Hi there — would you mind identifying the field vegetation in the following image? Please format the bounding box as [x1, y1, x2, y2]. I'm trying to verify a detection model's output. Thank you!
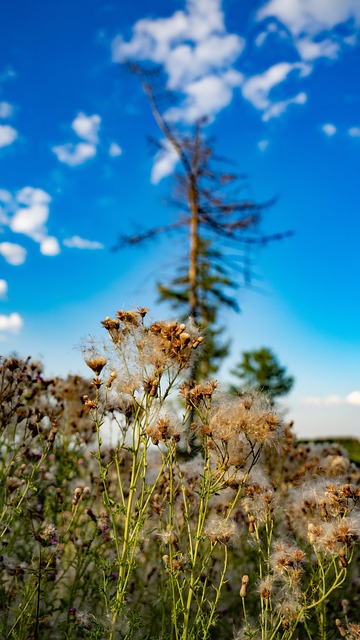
[0, 309, 359, 639]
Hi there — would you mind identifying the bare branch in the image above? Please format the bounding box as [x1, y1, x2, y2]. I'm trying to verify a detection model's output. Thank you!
[112, 219, 187, 251]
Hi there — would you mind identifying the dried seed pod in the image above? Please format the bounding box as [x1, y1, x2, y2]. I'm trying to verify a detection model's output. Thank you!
[240, 575, 249, 598]
[85, 356, 107, 376]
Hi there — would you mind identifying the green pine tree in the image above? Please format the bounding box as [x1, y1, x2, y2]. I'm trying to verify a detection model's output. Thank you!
[230, 347, 294, 404]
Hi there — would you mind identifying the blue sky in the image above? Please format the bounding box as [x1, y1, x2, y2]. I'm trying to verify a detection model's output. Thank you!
[1, 0, 360, 439]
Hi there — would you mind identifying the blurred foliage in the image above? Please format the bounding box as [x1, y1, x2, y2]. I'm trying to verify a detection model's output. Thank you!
[301, 437, 360, 465]
[230, 346, 294, 404]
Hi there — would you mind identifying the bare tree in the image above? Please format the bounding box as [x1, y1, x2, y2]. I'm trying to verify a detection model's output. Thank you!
[114, 68, 291, 379]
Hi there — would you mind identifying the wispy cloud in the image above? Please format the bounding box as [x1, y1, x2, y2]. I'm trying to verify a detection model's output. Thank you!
[53, 112, 101, 166]
[303, 391, 360, 406]
[63, 236, 104, 250]
[257, 0, 360, 62]
[0, 189, 12, 204]
[242, 62, 310, 121]
[258, 139, 269, 151]
[151, 139, 179, 184]
[53, 142, 97, 167]
[348, 127, 360, 137]
[251, 1, 360, 124]
[0, 102, 13, 118]
[263, 92, 307, 121]
[255, 21, 288, 48]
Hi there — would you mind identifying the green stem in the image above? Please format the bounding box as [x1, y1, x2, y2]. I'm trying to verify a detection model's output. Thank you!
[181, 446, 211, 640]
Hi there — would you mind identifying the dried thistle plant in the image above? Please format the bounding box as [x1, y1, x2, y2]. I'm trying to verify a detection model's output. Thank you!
[0, 314, 359, 640]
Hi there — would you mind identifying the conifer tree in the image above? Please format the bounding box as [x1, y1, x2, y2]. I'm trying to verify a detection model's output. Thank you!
[230, 347, 294, 404]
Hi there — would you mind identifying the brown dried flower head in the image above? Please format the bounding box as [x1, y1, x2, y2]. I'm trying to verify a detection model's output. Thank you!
[117, 310, 141, 326]
[85, 355, 107, 376]
[101, 316, 120, 342]
[150, 320, 203, 365]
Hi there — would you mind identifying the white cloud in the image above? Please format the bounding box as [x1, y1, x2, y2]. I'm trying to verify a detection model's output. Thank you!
[71, 113, 101, 144]
[243, 63, 292, 110]
[11, 187, 51, 242]
[63, 235, 104, 249]
[166, 69, 243, 123]
[255, 31, 268, 48]
[257, 0, 360, 62]
[262, 92, 307, 121]
[53, 112, 101, 167]
[112, 0, 244, 124]
[348, 127, 360, 137]
[165, 34, 244, 90]
[258, 0, 360, 37]
[258, 139, 269, 151]
[255, 22, 288, 48]
[322, 123, 337, 136]
[40, 236, 60, 256]
[0, 182, 102, 259]
[296, 37, 340, 61]
[0, 279, 8, 298]
[109, 142, 122, 157]
[2, 187, 60, 257]
[0, 189, 12, 204]
[52, 142, 97, 166]
[0, 124, 17, 148]
[346, 390, 360, 405]
[151, 140, 179, 184]
[244, 62, 310, 108]
[242, 62, 309, 120]
[0, 312, 23, 333]
[0, 242, 26, 265]
[112, 0, 227, 66]
[0, 102, 13, 118]
[16, 186, 51, 207]
[302, 390, 360, 406]
[113, 12, 188, 63]
[251, 1, 360, 120]
[183, 0, 225, 41]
